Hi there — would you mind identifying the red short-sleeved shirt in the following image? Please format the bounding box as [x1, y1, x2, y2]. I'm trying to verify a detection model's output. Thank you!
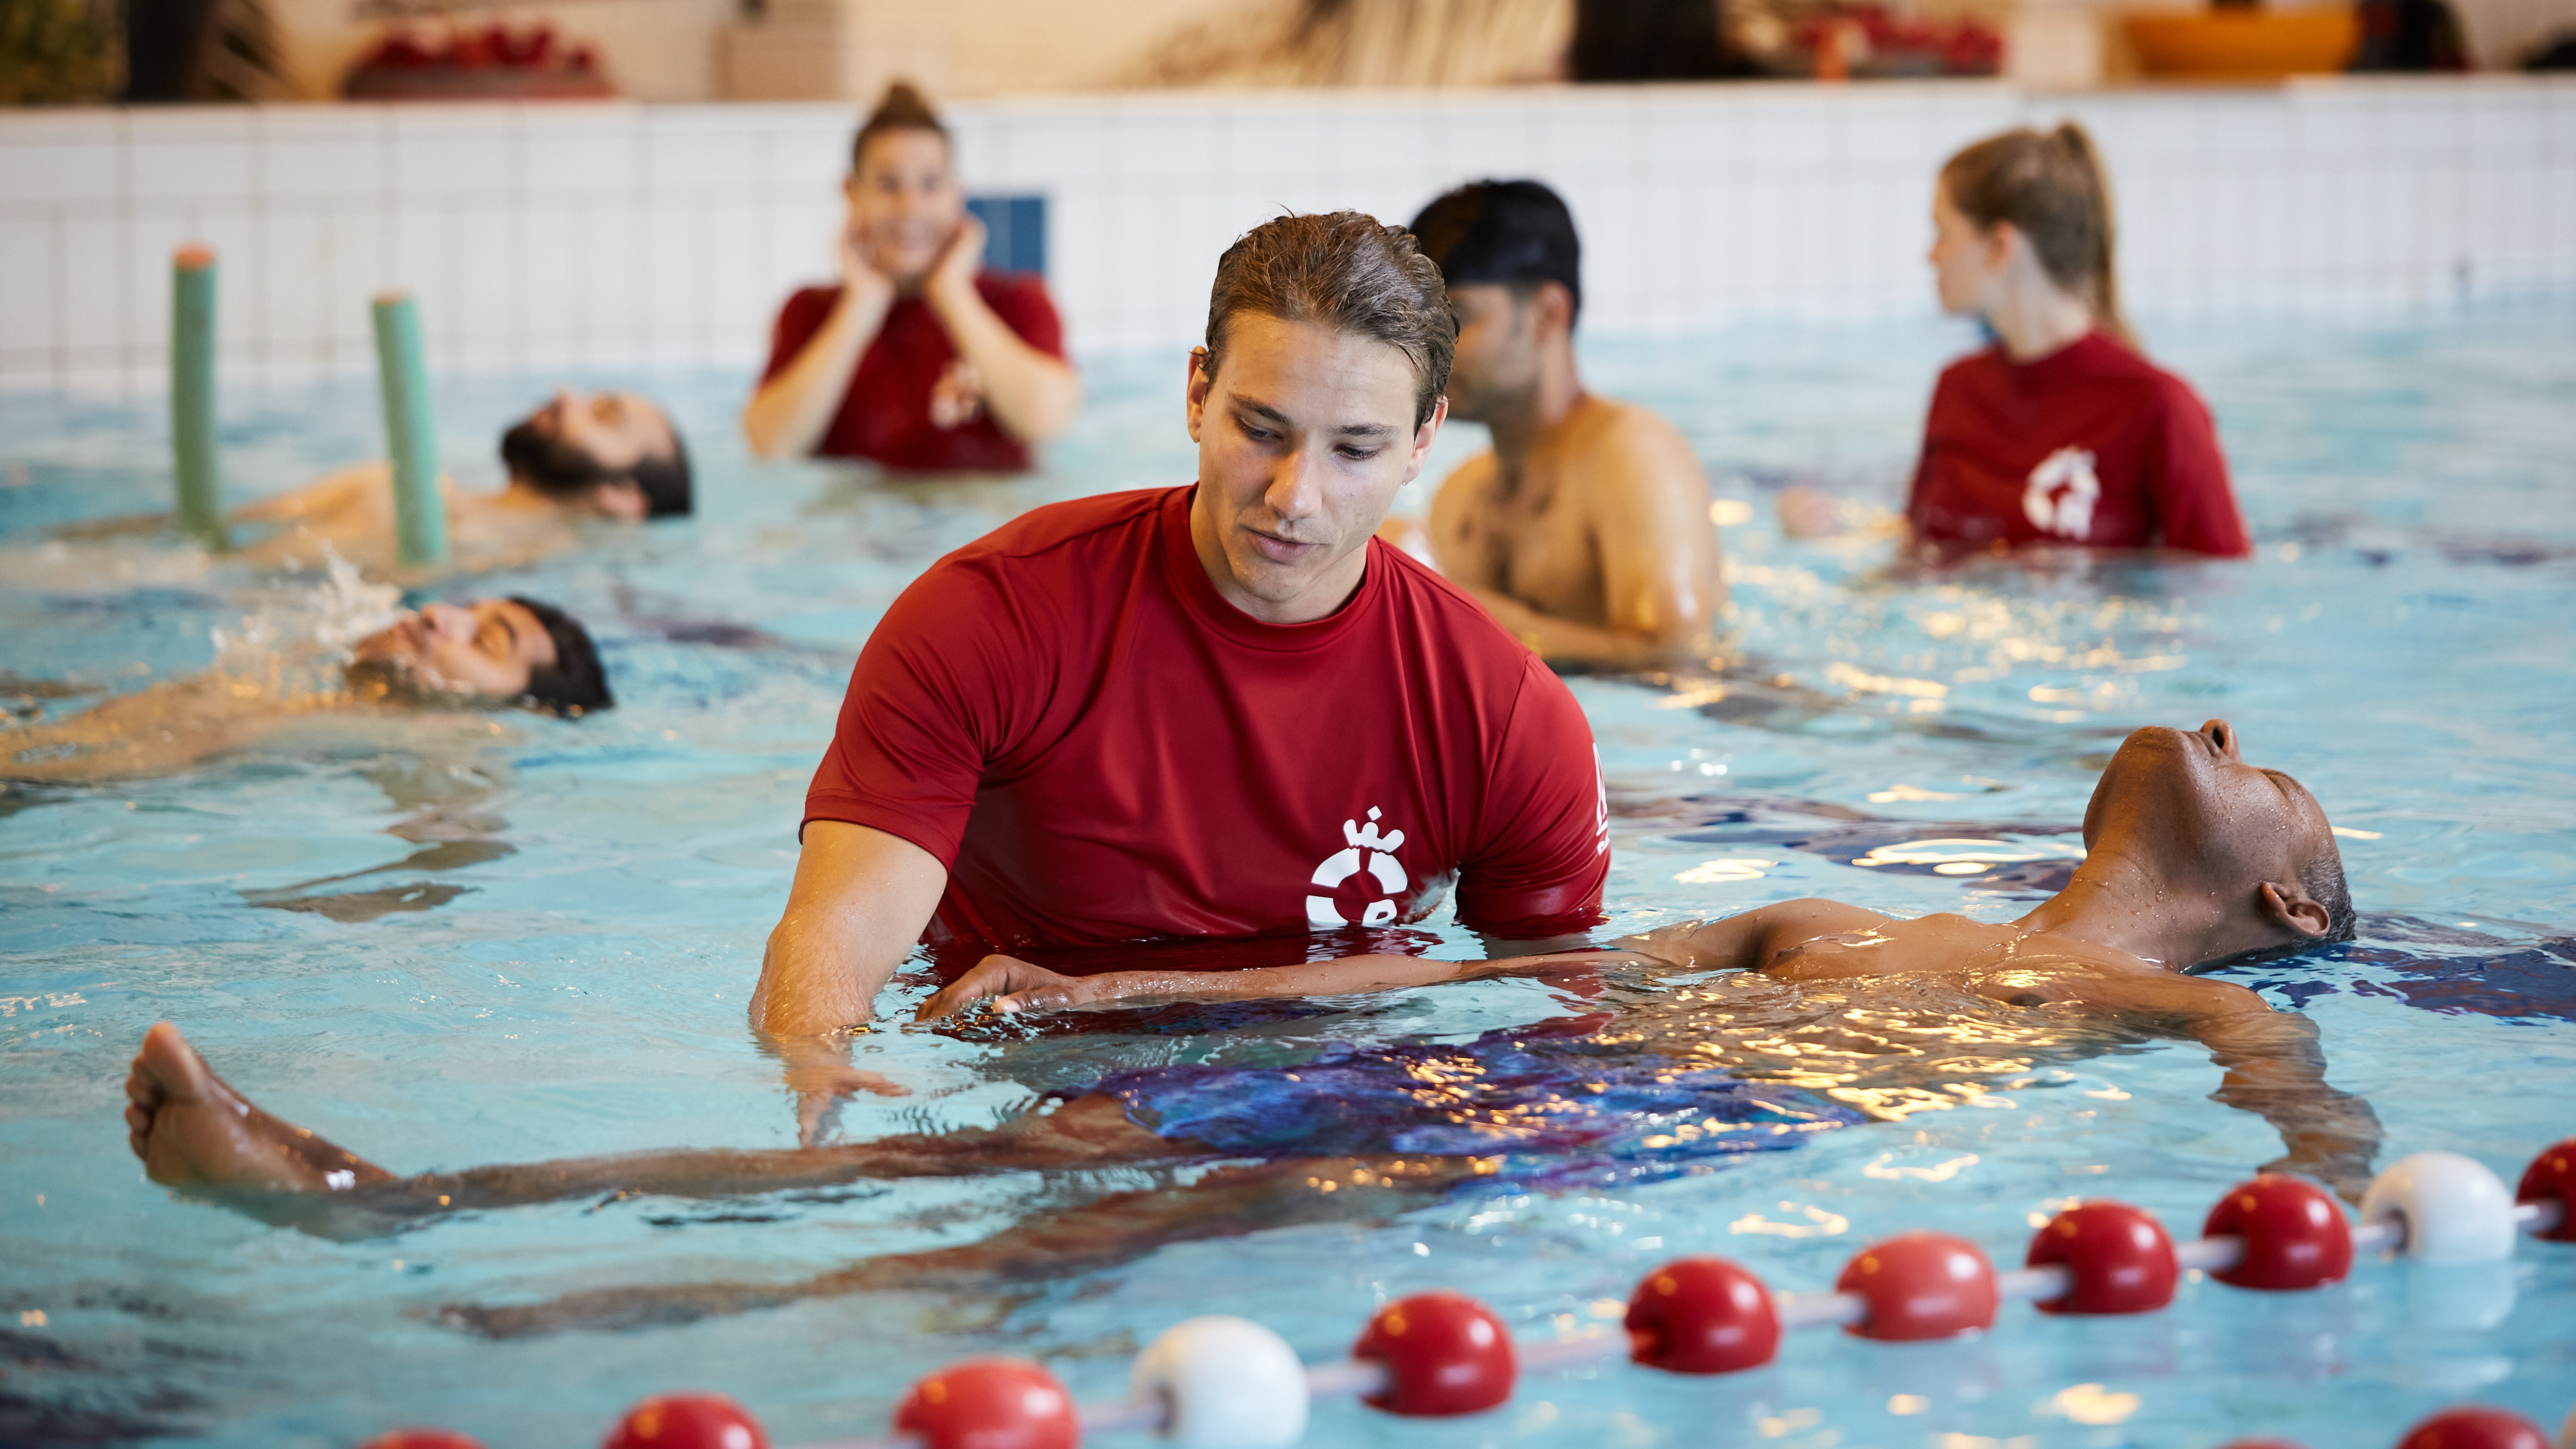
[804, 486, 1612, 951]
[760, 271, 1065, 473]
[1906, 332, 2251, 557]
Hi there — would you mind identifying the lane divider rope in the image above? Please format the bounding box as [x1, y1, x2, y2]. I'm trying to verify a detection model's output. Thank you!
[359, 1139, 2576, 1449]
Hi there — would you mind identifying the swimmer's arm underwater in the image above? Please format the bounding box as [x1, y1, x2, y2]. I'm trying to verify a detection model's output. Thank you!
[2053, 964, 2382, 1199]
[913, 899, 1877, 1019]
[2186, 1003, 2382, 1201]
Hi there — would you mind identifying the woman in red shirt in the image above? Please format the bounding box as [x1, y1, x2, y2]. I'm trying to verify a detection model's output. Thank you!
[742, 83, 1081, 473]
[1902, 124, 2250, 557]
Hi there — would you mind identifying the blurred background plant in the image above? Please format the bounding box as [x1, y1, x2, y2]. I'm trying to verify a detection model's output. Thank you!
[0, 0, 122, 104]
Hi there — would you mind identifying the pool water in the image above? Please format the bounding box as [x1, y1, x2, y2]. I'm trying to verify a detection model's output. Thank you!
[2, 306, 2572, 1447]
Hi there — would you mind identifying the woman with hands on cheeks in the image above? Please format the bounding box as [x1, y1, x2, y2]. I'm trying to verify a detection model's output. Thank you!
[742, 81, 1080, 472]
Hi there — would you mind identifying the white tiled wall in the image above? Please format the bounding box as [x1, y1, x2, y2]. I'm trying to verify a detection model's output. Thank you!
[5, 77, 2572, 393]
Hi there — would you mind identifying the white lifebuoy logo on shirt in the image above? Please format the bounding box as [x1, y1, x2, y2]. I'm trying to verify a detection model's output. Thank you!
[1307, 807, 1410, 928]
[2023, 446, 2101, 540]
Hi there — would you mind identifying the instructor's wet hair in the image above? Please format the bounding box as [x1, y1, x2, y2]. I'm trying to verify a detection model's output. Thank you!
[852, 80, 947, 172]
[1202, 211, 1455, 428]
[1941, 122, 2131, 346]
[1407, 180, 1584, 324]
[508, 596, 613, 717]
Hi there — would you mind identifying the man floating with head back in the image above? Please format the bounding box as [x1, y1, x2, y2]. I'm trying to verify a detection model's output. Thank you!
[57, 390, 691, 578]
[1390, 180, 1726, 667]
[117, 715, 2377, 1339]
[3, 594, 610, 784]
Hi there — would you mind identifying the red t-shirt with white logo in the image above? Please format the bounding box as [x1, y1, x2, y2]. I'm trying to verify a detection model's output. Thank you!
[760, 271, 1064, 473]
[1906, 331, 2250, 557]
[804, 486, 1611, 951]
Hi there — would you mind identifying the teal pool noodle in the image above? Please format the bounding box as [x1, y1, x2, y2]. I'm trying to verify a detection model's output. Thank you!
[170, 247, 229, 550]
[370, 291, 448, 568]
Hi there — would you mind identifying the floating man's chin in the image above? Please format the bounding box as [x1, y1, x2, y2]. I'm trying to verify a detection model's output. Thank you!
[342, 656, 480, 709]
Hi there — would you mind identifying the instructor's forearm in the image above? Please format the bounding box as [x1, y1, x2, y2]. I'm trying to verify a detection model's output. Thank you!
[743, 292, 886, 459]
[752, 912, 899, 1034]
[927, 283, 1079, 443]
[747, 821, 949, 1035]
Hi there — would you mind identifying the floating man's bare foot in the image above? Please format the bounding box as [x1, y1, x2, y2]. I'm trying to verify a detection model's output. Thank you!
[123, 1022, 394, 1193]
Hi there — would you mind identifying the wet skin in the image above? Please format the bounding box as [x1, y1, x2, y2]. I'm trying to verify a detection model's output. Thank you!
[208, 391, 677, 574]
[120, 720, 2373, 1334]
[1415, 281, 1723, 666]
[3, 598, 558, 784]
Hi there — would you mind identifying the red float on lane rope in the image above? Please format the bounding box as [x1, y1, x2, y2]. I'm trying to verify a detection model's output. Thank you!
[2396, 1407, 2551, 1449]
[2201, 1175, 2353, 1290]
[2515, 1137, 2576, 1242]
[601, 1393, 768, 1449]
[1835, 1231, 1998, 1340]
[1352, 1290, 1516, 1416]
[2026, 1200, 2179, 1315]
[1626, 1256, 1781, 1373]
[893, 1357, 1079, 1449]
[360, 1433, 486, 1449]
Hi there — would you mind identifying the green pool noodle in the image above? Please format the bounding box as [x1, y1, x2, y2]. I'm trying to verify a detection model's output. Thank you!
[170, 247, 229, 550]
[371, 291, 449, 568]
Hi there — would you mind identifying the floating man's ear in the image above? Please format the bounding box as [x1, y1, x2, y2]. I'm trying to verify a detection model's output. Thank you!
[2256, 880, 2332, 941]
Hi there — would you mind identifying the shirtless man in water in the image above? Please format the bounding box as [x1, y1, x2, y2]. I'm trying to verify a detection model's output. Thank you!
[116, 718, 2375, 1334]
[64, 390, 689, 578]
[1392, 181, 1724, 667]
[3, 595, 609, 784]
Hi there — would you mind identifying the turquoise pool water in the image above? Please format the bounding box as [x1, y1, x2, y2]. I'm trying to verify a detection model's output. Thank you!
[2, 307, 2572, 1446]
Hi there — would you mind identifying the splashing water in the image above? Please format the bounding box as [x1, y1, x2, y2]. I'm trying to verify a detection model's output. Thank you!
[206, 544, 402, 704]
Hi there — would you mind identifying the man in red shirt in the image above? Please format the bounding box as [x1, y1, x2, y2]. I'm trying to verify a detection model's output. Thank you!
[750, 209, 1609, 1129]
[742, 82, 1079, 473]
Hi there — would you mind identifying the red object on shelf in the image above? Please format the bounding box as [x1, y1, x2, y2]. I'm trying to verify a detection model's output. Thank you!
[2025, 1201, 2179, 1315]
[892, 1358, 1078, 1449]
[344, 21, 615, 100]
[2396, 1407, 2551, 1449]
[2201, 1176, 2353, 1290]
[1626, 1256, 1781, 1374]
[360, 1433, 486, 1449]
[600, 1394, 767, 1449]
[1835, 1231, 1999, 1341]
[1352, 1291, 1516, 1416]
[2514, 1136, 2576, 1241]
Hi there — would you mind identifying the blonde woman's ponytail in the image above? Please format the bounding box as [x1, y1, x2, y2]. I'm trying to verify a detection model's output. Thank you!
[2050, 122, 2128, 346]
[1940, 120, 2132, 348]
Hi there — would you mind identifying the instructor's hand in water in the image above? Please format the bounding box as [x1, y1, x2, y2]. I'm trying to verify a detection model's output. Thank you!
[917, 955, 1106, 1019]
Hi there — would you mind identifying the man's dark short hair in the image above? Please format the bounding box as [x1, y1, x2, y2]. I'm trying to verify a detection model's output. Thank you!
[509, 596, 612, 717]
[629, 426, 692, 517]
[1202, 211, 1455, 429]
[500, 411, 692, 518]
[2303, 842, 2358, 945]
[1408, 180, 1584, 324]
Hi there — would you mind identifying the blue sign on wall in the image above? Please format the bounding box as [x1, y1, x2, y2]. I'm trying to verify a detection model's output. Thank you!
[965, 195, 1048, 277]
